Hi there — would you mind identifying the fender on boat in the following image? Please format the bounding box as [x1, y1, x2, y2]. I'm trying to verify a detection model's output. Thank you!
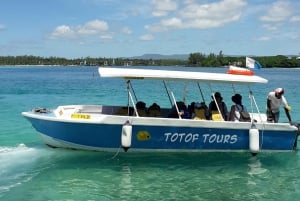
[121, 120, 132, 152]
[249, 124, 260, 155]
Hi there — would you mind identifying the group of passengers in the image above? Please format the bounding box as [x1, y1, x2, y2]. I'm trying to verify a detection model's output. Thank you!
[168, 92, 249, 121]
[169, 87, 292, 123]
[128, 87, 292, 123]
[135, 101, 161, 117]
[134, 92, 249, 121]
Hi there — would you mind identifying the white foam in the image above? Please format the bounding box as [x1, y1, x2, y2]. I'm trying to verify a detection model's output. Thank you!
[247, 158, 268, 176]
[0, 144, 48, 196]
[0, 144, 36, 169]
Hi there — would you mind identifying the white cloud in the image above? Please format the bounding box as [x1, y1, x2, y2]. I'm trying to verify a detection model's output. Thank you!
[161, 17, 182, 27]
[121, 27, 132, 34]
[151, 0, 177, 17]
[139, 34, 154, 41]
[290, 16, 300, 22]
[50, 25, 76, 39]
[262, 24, 279, 31]
[100, 34, 113, 39]
[146, 0, 247, 32]
[257, 36, 271, 41]
[260, 1, 292, 22]
[50, 19, 109, 39]
[77, 20, 108, 35]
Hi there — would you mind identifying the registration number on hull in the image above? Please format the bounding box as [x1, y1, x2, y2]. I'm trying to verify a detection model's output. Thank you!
[71, 113, 91, 119]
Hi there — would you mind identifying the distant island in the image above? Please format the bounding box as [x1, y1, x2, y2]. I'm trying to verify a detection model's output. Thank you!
[0, 52, 300, 67]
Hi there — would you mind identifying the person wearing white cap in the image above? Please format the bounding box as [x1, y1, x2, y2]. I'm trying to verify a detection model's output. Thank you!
[266, 88, 291, 123]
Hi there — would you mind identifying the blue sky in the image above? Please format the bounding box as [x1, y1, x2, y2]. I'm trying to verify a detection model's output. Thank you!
[0, 0, 299, 58]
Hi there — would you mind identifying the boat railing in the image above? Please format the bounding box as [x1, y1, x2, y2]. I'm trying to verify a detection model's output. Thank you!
[170, 91, 181, 119]
[128, 90, 140, 117]
[211, 92, 224, 121]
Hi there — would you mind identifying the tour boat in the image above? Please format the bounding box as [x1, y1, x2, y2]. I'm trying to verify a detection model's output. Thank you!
[22, 67, 300, 155]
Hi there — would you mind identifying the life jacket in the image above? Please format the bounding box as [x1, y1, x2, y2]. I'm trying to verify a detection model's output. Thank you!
[193, 108, 207, 120]
[211, 110, 224, 121]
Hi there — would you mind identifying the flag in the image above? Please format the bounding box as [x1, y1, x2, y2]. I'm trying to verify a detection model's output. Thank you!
[246, 57, 262, 69]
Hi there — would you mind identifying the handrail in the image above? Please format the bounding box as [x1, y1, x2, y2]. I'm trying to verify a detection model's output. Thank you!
[127, 80, 138, 102]
[128, 91, 138, 117]
[170, 91, 181, 119]
[211, 93, 224, 121]
[248, 90, 263, 122]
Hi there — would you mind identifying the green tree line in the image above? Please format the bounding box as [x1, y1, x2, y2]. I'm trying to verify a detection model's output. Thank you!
[188, 51, 300, 68]
[0, 53, 300, 67]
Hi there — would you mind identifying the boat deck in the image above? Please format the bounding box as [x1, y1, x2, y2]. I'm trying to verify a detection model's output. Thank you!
[51, 104, 267, 123]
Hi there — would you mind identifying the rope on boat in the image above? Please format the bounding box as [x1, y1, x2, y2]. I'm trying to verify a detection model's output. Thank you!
[110, 146, 122, 159]
[197, 82, 206, 103]
[163, 80, 173, 107]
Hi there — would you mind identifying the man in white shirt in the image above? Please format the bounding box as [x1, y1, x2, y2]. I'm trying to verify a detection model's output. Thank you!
[266, 88, 291, 123]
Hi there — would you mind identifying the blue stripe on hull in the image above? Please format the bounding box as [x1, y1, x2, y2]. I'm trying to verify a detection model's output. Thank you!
[27, 117, 297, 151]
[131, 125, 296, 150]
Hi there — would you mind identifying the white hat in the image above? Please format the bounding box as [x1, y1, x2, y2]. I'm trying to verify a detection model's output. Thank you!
[275, 88, 284, 95]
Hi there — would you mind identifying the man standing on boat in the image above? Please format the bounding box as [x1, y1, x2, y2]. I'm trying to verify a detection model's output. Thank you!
[266, 88, 291, 123]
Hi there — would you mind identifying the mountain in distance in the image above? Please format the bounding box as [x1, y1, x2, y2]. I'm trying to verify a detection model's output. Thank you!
[130, 54, 189, 60]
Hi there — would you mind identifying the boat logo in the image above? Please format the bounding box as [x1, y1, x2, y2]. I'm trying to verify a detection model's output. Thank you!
[137, 131, 151, 141]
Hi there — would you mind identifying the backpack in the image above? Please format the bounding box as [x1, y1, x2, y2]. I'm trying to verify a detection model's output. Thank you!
[238, 105, 251, 122]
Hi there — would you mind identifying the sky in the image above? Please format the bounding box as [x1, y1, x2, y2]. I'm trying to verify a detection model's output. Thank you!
[0, 0, 300, 58]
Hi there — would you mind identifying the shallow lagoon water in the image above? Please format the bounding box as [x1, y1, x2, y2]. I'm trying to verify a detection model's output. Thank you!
[1, 66, 300, 201]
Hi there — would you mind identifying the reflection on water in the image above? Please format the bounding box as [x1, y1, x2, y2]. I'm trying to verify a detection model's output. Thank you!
[119, 164, 132, 200]
[247, 157, 268, 176]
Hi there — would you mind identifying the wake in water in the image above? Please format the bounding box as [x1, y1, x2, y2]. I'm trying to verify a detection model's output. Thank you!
[0, 144, 52, 197]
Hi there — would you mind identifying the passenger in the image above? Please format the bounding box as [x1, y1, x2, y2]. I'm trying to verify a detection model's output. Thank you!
[168, 101, 190, 119]
[266, 88, 291, 123]
[115, 106, 133, 116]
[188, 102, 195, 118]
[229, 94, 250, 122]
[136, 101, 147, 116]
[147, 103, 161, 117]
[193, 102, 208, 120]
[208, 92, 228, 121]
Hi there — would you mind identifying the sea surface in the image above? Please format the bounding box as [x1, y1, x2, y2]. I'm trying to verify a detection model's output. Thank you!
[1, 66, 300, 201]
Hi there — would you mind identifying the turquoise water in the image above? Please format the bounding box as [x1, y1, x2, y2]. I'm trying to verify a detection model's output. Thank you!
[1, 66, 300, 201]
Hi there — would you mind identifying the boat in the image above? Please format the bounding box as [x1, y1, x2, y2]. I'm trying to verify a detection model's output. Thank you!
[227, 65, 254, 76]
[227, 57, 262, 75]
[22, 67, 300, 155]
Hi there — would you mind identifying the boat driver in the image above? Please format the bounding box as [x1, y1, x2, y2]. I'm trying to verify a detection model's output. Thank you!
[266, 88, 291, 123]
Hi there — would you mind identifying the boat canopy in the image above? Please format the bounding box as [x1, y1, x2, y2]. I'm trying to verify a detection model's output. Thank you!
[98, 67, 268, 84]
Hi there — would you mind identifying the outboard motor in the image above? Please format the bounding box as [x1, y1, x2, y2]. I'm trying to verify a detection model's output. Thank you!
[290, 122, 300, 149]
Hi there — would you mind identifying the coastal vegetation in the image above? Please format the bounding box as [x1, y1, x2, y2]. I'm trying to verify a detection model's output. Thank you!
[0, 53, 300, 67]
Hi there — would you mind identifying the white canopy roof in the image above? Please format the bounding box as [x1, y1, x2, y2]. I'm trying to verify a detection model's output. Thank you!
[98, 67, 268, 84]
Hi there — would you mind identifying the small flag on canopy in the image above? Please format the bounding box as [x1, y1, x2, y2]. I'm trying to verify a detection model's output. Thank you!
[246, 57, 262, 69]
